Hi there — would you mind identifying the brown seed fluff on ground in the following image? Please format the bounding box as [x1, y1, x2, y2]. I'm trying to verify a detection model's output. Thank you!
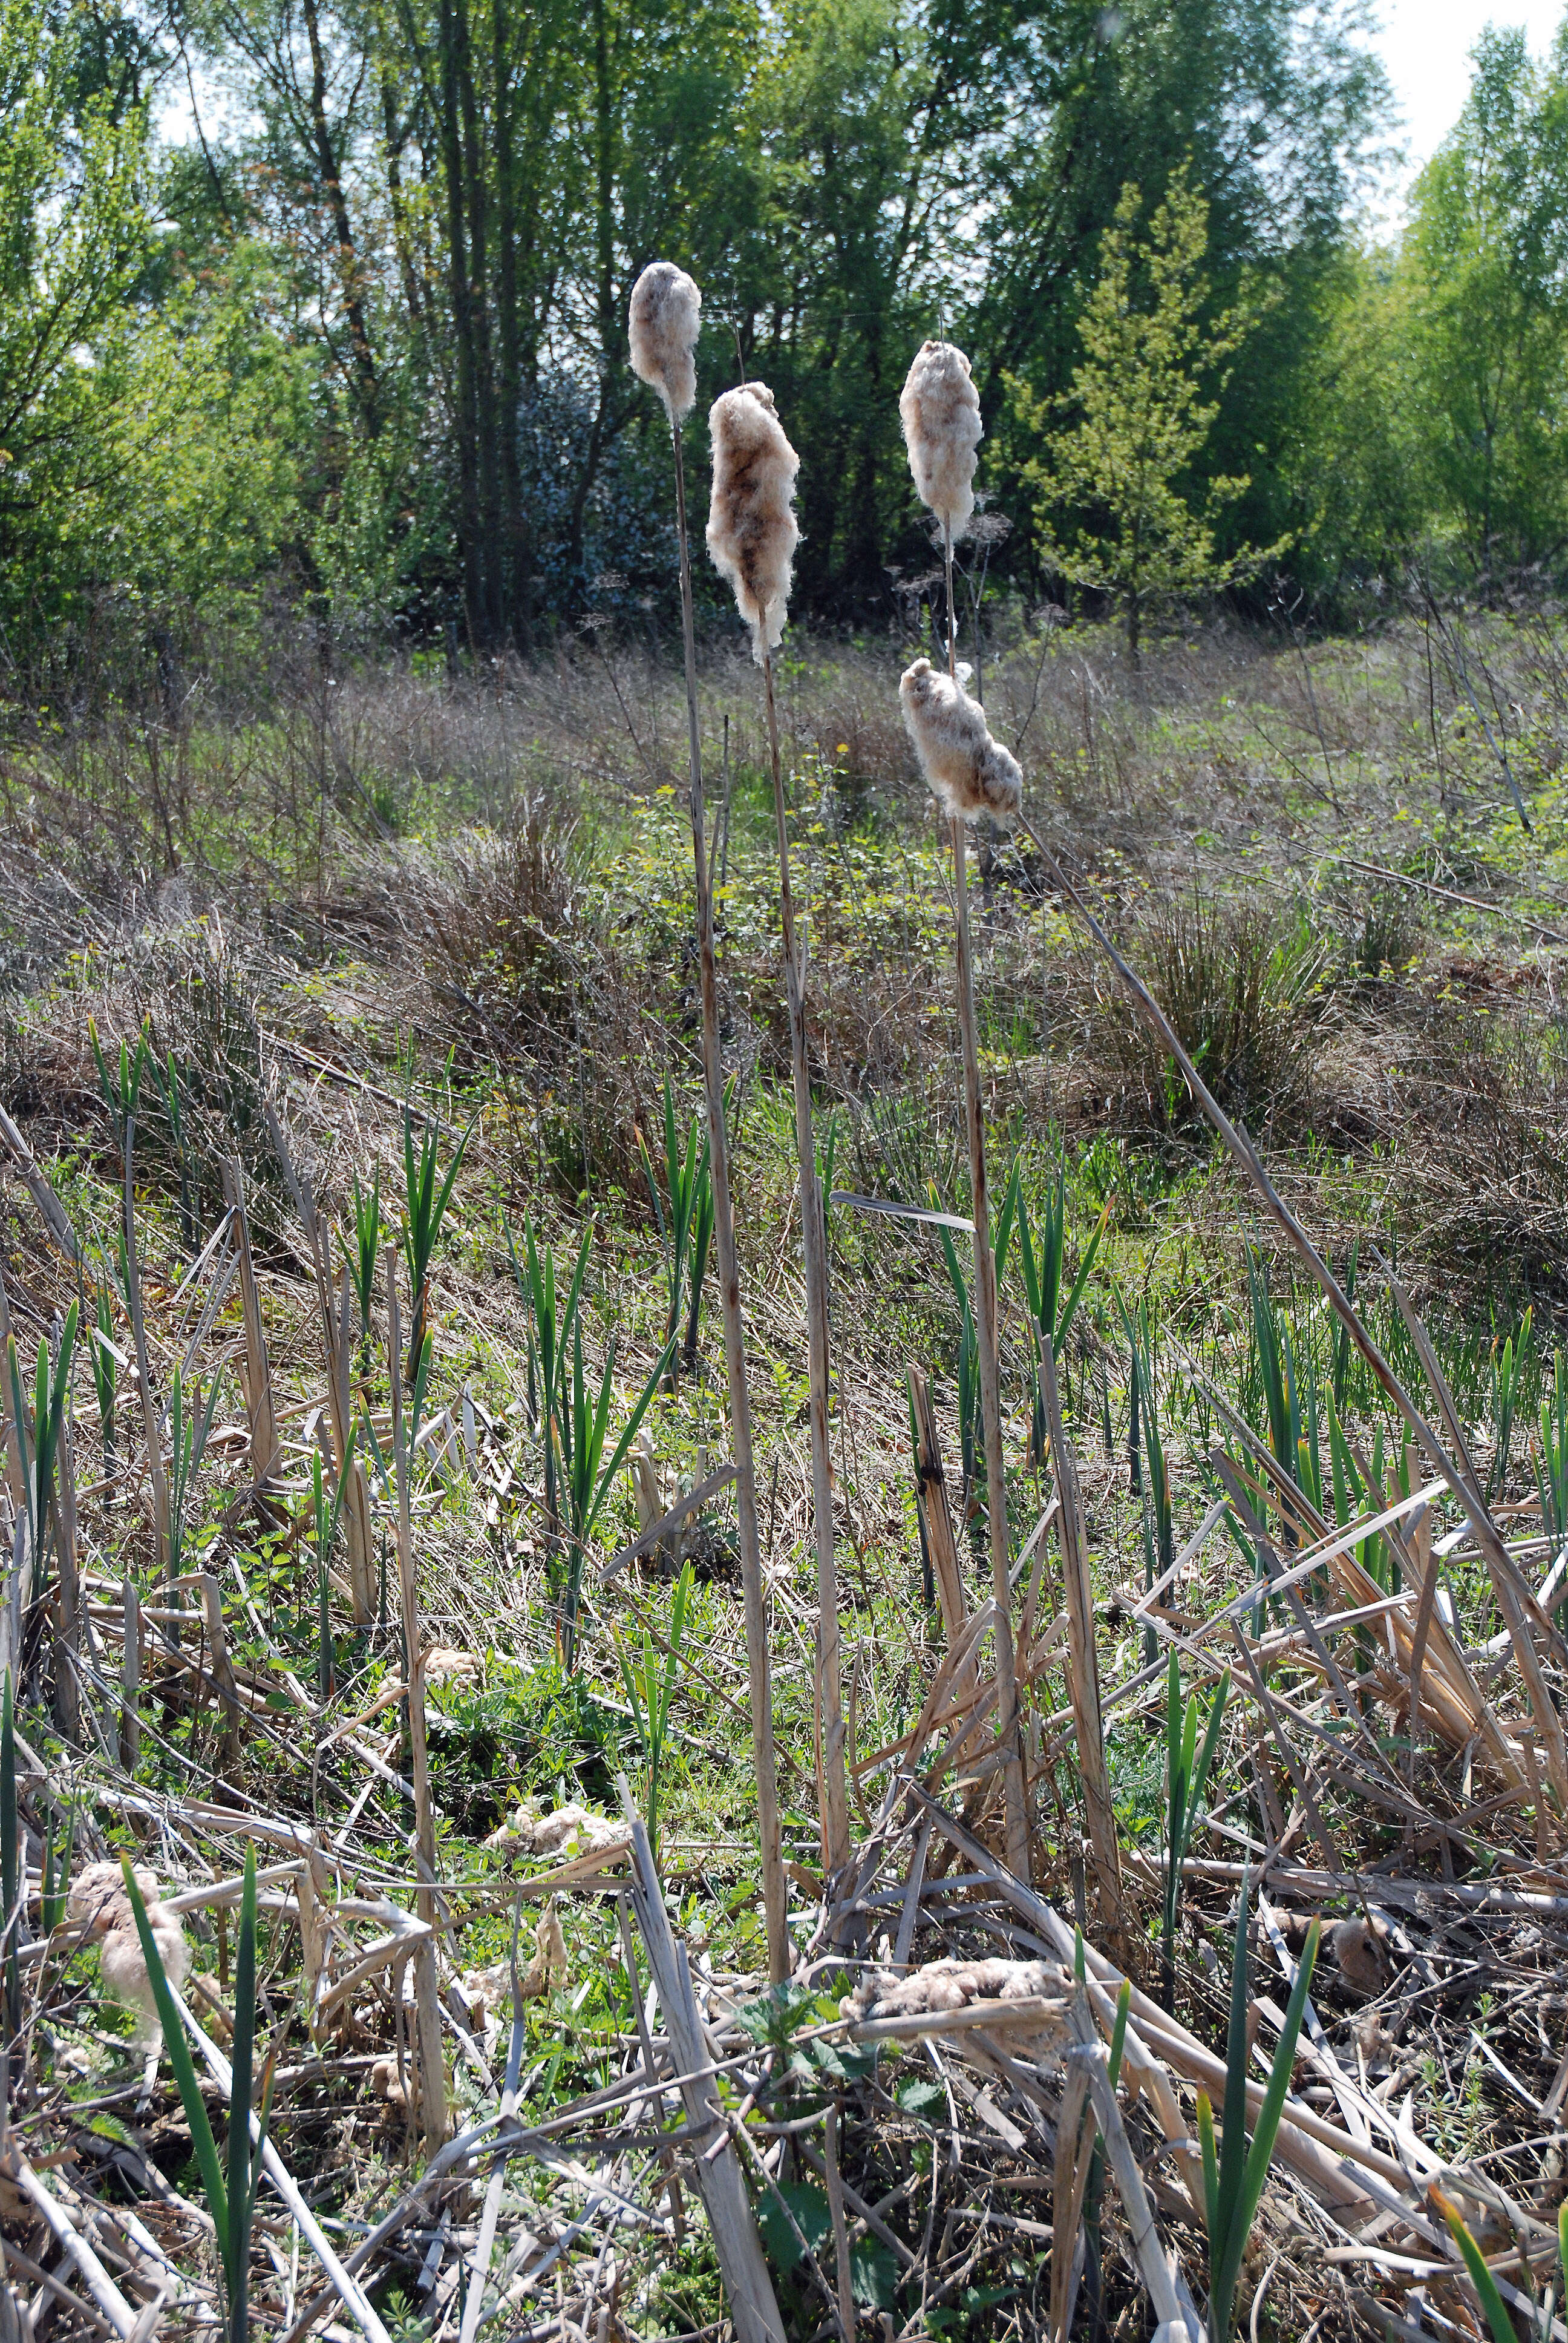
[68, 1859, 190, 2048]
[628, 261, 702, 424]
[899, 340, 984, 534]
[706, 382, 800, 662]
[899, 658, 1022, 825]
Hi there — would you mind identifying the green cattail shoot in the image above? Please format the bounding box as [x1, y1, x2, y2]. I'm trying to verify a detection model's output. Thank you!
[900, 339, 982, 536]
[900, 657, 1022, 825]
[629, 261, 702, 424]
[706, 383, 799, 661]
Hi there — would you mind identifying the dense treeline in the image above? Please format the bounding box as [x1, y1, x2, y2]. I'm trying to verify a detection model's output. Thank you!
[5, 0, 1568, 682]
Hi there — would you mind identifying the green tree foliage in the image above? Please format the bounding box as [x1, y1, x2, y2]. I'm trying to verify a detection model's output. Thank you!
[0, 0, 1403, 669]
[1404, 26, 1568, 580]
[1014, 165, 1282, 663]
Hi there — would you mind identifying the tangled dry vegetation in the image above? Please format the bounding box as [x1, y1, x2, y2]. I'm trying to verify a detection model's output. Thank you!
[7, 606, 1568, 2342]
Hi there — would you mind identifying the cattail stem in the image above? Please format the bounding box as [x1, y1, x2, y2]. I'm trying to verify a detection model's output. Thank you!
[762, 649, 849, 1887]
[669, 414, 789, 1984]
[942, 526, 1028, 1879]
[385, 1248, 447, 2152]
[122, 1118, 174, 1628]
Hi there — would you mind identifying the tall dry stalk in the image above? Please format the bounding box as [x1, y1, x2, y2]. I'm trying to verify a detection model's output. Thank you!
[631, 262, 789, 1981]
[385, 1247, 447, 2152]
[899, 338, 1028, 1880]
[707, 381, 849, 1885]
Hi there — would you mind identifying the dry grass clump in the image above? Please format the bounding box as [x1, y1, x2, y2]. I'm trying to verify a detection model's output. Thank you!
[405, 813, 661, 1202]
[1336, 977, 1568, 1301]
[1096, 888, 1325, 1140]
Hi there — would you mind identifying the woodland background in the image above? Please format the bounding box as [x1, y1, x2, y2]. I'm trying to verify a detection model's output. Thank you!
[6, 0, 1564, 690]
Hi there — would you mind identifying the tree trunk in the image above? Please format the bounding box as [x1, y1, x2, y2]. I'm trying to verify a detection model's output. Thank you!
[491, 0, 530, 650]
[381, 69, 424, 327]
[455, 0, 504, 643]
[301, 0, 378, 430]
[437, 0, 483, 643]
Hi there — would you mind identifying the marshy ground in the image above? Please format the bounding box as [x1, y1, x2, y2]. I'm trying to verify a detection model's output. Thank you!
[5, 604, 1568, 2341]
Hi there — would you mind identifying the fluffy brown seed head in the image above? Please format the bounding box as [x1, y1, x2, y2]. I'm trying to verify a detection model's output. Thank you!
[628, 261, 702, 423]
[68, 1860, 160, 1938]
[900, 340, 983, 534]
[706, 382, 800, 663]
[898, 658, 1022, 826]
[100, 1909, 189, 2047]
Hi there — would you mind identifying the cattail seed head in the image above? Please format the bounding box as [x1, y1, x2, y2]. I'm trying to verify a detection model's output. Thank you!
[900, 658, 1022, 826]
[628, 261, 702, 423]
[68, 1860, 191, 2050]
[900, 341, 983, 534]
[706, 382, 800, 663]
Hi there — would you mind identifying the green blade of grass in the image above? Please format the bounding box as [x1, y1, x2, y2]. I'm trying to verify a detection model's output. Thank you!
[1431, 2189, 1519, 2343]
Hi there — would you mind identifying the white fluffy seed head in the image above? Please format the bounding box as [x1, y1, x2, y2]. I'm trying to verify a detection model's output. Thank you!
[628, 261, 702, 422]
[100, 1912, 189, 2048]
[68, 1860, 160, 1938]
[69, 1861, 190, 2051]
[900, 341, 983, 534]
[899, 658, 1022, 827]
[706, 382, 800, 663]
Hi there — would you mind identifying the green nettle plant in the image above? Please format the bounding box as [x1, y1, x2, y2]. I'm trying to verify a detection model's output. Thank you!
[639, 1075, 714, 1381]
[615, 1557, 696, 1874]
[123, 1847, 275, 2343]
[1196, 1868, 1318, 2343]
[1162, 1651, 1227, 2010]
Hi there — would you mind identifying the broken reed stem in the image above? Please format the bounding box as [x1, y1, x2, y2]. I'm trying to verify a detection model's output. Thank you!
[669, 411, 788, 1984]
[945, 519, 1028, 1883]
[1037, 1330, 1120, 1930]
[384, 1247, 448, 2154]
[762, 647, 849, 1887]
[1011, 804, 1568, 1811]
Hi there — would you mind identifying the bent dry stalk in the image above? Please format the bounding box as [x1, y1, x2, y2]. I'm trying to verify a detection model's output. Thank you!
[385, 1247, 448, 2152]
[1012, 801, 1568, 1810]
